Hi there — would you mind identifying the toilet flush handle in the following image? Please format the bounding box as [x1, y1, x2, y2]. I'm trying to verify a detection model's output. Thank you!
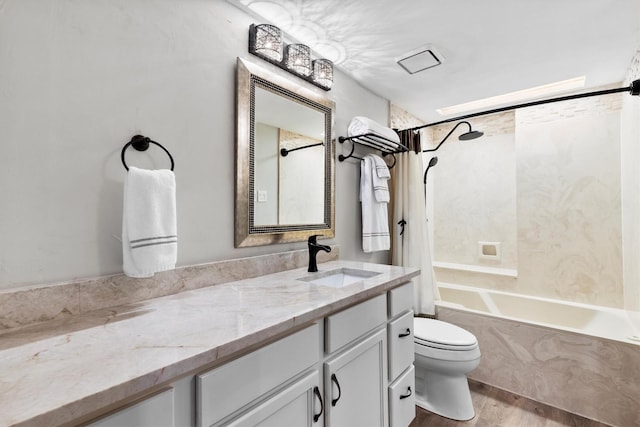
[398, 328, 411, 338]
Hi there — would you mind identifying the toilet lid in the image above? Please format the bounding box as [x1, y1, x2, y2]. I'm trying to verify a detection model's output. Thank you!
[414, 318, 477, 348]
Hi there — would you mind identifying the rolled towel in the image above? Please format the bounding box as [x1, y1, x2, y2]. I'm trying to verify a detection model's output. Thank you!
[122, 166, 177, 278]
[348, 116, 400, 146]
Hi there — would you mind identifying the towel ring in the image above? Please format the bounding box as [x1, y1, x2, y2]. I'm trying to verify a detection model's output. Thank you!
[121, 135, 175, 171]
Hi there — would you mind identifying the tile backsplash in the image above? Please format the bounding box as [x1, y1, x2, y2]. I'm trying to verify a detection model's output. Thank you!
[0, 247, 338, 331]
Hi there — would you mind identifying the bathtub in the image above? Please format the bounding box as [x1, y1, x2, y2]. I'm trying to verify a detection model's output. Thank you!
[435, 282, 640, 427]
[436, 282, 640, 343]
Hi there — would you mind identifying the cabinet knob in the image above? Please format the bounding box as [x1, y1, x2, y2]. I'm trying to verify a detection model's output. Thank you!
[330, 373, 342, 407]
[399, 386, 413, 400]
[398, 328, 411, 338]
[313, 386, 324, 422]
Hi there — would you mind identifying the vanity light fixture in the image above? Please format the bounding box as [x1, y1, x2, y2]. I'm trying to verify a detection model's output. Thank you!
[248, 24, 334, 91]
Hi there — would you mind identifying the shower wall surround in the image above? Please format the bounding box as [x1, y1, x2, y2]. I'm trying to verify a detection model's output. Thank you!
[392, 78, 632, 308]
[621, 47, 640, 314]
[0, 0, 390, 292]
[515, 95, 622, 307]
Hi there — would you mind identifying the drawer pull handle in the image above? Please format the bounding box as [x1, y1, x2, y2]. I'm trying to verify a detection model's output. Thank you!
[331, 373, 342, 407]
[398, 328, 411, 338]
[400, 386, 413, 400]
[313, 386, 324, 422]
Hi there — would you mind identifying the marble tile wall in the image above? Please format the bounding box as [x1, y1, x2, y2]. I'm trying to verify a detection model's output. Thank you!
[515, 108, 623, 307]
[439, 306, 640, 427]
[397, 86, 626, 308]
[622, 47, 640, 317]
[0, 247, 338, 330]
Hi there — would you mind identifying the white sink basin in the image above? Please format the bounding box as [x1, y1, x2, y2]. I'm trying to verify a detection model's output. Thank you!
[300, 268, 381, 288]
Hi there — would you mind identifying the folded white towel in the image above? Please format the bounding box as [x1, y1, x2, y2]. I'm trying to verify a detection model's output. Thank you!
[370, 154, 390, 203]
[360, 156, 390, 252]
[348, 116, 400, 146]
[123, 166, 177, 278]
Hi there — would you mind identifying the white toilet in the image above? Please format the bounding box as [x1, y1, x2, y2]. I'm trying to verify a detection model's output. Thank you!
[413, 318, 481, 421]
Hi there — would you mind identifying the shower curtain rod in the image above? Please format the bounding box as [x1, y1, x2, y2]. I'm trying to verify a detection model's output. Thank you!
[402, 78, 640, 132]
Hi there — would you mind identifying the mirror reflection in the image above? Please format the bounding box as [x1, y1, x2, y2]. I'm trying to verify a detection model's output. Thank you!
[254, 87, 326, 226]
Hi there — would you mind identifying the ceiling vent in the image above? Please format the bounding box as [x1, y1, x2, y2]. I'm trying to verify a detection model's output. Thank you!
[396, 46, 444, 74]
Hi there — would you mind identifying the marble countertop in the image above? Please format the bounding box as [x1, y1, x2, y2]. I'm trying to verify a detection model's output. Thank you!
[0, 260, 419, 427]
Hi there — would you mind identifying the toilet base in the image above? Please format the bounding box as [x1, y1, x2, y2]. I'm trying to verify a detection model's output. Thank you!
[414, 368, 475, 421]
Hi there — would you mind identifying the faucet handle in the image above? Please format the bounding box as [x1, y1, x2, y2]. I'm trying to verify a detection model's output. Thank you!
[308, 235, 320, 244]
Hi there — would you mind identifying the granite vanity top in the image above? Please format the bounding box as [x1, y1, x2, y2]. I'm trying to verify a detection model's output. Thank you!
[0, 260, 419, 426]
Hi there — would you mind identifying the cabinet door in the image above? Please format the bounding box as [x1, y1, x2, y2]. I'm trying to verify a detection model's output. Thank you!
[324, 329, 388, 427]
[227, 371, 324, 427]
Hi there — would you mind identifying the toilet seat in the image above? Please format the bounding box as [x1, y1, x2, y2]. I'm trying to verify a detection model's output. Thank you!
[414, 318, 478, 351]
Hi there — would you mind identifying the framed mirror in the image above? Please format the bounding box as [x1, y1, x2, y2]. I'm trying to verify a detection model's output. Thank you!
[235, 57, 335, 247]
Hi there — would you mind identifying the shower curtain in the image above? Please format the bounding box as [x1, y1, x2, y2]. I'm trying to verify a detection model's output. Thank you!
[390, 130, 440, 315]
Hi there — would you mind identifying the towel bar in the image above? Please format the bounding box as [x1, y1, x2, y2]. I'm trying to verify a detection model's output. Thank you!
[121, 135, 175, 171]
[338, 134, 400, 168]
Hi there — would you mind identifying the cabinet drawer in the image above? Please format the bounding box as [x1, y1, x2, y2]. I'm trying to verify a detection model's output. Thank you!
[388, 310, 414, 381]
[88, 388, 174, 427]
[388, 282, 414, 318]
[389, 365, 415, 427]
[197, 323, 321, 427]
[325, 294, 386, 354]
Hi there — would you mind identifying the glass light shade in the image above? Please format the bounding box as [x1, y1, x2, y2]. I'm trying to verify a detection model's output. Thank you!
[312, 59, 334, 89]
[249, 24, 283, 62]
[284, 44, 312, 77]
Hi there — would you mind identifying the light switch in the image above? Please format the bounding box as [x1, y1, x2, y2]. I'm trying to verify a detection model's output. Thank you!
[257, 190, 268, 202]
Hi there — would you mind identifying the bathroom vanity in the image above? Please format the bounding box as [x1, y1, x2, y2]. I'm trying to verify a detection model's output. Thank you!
[0, 260, 419, 427]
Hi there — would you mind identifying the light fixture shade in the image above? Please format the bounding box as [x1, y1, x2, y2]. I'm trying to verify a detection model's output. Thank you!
[312, 59, 334, 89]
[249, 24, 283, 62]
[284, 44, 312, 77]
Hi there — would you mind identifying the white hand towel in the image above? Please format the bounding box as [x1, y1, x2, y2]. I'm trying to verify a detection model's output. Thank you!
[348, 116, 400, 147]
[370, 154, 390, 203]
[360, 156, 390, 252]
[123, 166, 177, 278]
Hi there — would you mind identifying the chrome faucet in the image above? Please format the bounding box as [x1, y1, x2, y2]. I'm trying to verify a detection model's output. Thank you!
[308, 235, 331, 272]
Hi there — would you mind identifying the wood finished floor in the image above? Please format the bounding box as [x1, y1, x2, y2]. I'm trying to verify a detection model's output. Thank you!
[409, 380, 611, 427]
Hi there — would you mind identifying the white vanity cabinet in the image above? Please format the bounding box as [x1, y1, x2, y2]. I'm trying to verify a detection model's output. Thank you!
[86, 282, 417, 427]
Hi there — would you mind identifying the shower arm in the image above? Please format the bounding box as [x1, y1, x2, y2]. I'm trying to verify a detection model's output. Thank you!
[401, 79, 640, 133]
[422, 121, 472, 153]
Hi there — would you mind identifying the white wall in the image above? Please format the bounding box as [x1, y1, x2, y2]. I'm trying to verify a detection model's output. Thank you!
[0, 0, 390, 290]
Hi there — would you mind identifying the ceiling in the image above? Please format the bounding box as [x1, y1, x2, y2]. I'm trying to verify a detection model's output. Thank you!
[230, 0, 640, 123]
